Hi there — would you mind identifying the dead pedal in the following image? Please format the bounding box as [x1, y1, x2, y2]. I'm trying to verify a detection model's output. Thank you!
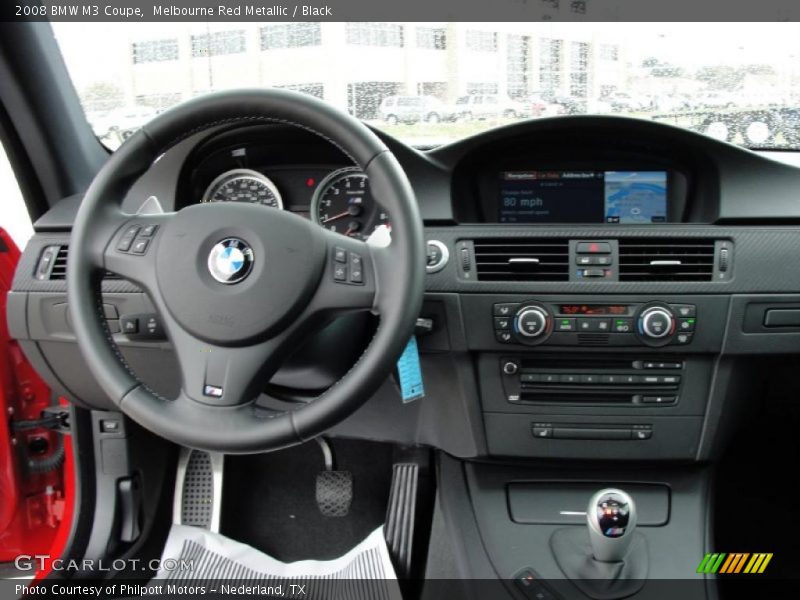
[174, 448, 224, 532]
[384, 463, 419, 578]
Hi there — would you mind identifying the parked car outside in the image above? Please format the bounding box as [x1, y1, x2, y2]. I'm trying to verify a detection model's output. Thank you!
[378, 95, 455, 125]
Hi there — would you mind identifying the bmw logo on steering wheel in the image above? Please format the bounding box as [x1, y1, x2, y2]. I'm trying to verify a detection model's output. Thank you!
[207, 238, 255, 284]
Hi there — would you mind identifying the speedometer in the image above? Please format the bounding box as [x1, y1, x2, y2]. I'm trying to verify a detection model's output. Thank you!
[311, 167, 389, 240]
[202, 169, 283, 208]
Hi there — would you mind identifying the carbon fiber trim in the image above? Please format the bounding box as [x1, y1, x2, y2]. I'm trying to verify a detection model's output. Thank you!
[424, 225, 800, 294]
[12, 234, 141, 293]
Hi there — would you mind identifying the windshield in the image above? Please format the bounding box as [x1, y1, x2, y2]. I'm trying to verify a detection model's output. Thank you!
[53, 22, 800, 150]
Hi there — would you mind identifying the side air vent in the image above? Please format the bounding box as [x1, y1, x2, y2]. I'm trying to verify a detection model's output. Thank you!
[474, 238, 570, 282]
[36, 245, 120, 281]
[618, 238, 716, 282]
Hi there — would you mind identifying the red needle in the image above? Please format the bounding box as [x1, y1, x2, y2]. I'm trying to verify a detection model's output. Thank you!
[322, 210, 351, 224]
[344, 224, 356, 236]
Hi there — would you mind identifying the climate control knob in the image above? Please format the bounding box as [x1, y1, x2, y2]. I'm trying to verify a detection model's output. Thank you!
[515, 306, 550, 338]
[638, 306, 675, 340]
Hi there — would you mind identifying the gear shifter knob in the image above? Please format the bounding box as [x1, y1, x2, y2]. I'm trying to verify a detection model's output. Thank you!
[587, 488, 637, 562]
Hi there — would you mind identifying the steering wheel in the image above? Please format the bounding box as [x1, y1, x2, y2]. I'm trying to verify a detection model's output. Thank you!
[67, 90, 425, 453]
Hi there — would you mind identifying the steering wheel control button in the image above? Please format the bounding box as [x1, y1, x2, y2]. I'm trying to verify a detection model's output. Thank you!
[425, 240, 449, 273]
[207, 238, 254, 285]
[203, 385, 223, 399]
[333, 262, 347, 281]
[349, 253, 364, 283]
[334, 247, 347, 263]
[131, 238, 150, 254]
[117, 225, 141, 252]
[139, 224, 158, 237]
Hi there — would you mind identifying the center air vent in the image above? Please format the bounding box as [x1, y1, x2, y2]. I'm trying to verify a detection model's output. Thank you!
[474, 238, 569, 282]
[618, 239, 716, 282]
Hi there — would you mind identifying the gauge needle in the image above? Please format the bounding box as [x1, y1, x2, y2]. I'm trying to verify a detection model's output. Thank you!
[322, 210, 351, 224]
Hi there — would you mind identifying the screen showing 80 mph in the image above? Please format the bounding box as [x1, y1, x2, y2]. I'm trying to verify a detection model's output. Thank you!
[499, 170, 668, 224]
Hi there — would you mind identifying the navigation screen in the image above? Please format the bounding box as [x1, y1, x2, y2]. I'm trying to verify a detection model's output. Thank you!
[498, 170, 668, 224]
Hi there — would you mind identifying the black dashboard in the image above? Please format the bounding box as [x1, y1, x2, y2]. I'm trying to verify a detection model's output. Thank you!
[10, 115, 800, 465]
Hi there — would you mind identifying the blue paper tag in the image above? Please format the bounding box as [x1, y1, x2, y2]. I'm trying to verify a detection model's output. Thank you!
[396, 336, 425, 403]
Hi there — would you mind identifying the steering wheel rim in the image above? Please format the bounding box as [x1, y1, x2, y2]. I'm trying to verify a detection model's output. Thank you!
[67, 89, 425, 453]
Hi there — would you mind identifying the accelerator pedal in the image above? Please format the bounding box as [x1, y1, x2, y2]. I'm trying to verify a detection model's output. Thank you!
[173, 448, 224, 532]
[315, 438, 353, 517]
[384, 463, 420, 579]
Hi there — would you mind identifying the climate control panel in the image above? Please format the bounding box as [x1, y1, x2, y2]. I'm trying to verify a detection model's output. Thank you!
[493, 300, 697, 347]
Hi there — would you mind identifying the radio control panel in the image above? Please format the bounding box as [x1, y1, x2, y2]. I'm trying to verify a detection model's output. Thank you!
[493, 300, 697, 347]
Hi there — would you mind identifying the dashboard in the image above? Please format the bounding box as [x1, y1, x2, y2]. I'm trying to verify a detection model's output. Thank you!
[12, 115, 800, 466]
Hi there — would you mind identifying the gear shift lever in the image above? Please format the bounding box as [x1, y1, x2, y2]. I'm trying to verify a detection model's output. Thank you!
[586, 488, 637, 562]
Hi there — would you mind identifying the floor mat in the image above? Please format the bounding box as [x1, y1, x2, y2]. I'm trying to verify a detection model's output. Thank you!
[221, 440, 394, 562]
[157, 524, 400, 599]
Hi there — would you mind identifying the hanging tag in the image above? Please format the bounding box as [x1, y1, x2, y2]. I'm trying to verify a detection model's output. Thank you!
[396, 336, 425, 403]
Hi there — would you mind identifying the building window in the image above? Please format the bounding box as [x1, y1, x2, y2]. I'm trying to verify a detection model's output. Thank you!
[416, 27, 446, 50]
[132, 39, 178, 64]
[507, 34, 531, 99]
[599, 44, 619, 61]
[191, 30, 246, 58]
[261, 23, 321, 49]
[275, 83, 324, 100]
[539, 38, 562, 94]
[466, 30, 498, 52]
[346, 23, 404, 48]
[466, 82, 498, 95]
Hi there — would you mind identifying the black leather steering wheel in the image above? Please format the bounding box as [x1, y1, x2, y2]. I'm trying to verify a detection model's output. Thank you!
[67, 90, 425, 453]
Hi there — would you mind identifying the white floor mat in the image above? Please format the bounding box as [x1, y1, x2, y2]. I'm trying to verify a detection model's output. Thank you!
[155, 524, 401, 599]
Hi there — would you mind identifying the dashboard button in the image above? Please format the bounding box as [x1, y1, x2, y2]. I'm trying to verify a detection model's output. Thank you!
[515, 307, 549, 338]
[521, 373, 540, 383]
[577, 256, 592, 265]
[495, 330, 513, 344]
[633, 429, 652, 440]
[120, 316, 138, 335]
[576, 242, 611, 254]
[555, 318, 576, 332]
[494, 317, 511, 330]
[612, 318, 633, 333]
[672, 304, 696, 318]
[581, 268, 607, 278]
[541, 374, 558, 383]
[580, 374, 599, 384]
[493, 303, 519, 317]
[560, 374, 580, 384]
[674, 332, 694, 345]
[659, 375, 681, 385]
[640, 307, 674, 338]
[532, 426, 553, 439]
[578, 318, 610, 332]
[642, 396, 676, 404]
[677, 317, 696, 332]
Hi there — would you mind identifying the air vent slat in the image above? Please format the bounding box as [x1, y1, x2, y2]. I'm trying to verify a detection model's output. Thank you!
[474, 238, 569, 282]
[48, 246, 121, 280]
[618, 238, 716, 282]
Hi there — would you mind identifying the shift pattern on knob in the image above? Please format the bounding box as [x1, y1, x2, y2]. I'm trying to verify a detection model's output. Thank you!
[594, 493, 631, 538]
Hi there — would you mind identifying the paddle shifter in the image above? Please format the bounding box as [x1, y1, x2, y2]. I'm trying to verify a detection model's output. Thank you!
[586, 488, 638, 562]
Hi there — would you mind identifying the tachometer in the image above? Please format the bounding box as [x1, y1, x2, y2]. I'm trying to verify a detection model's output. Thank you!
[311, 167, 389, 240]
[202, 169, 283, 208]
